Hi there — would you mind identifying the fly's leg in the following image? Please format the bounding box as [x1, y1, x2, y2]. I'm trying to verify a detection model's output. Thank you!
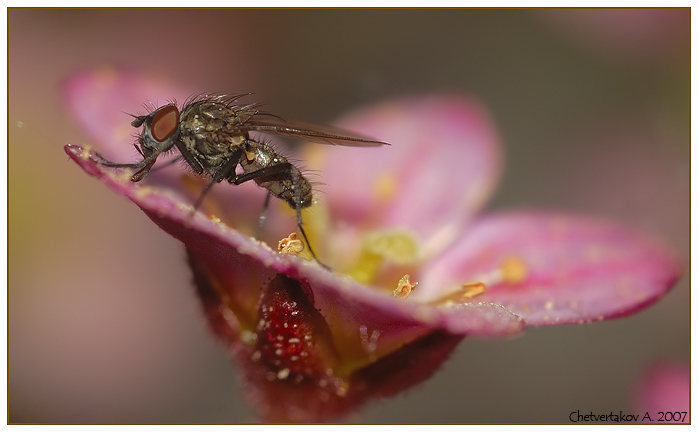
[231, 162, 295, 184]
[91, 149, 147, 169]
[174, 141, 206, 175]
[256, 191, 272, 239]
[149, 156, 182, 172]
[290, 168, 326, 269]
[231, 163, 326, 267]
[90, 149, 160, 182]
[192, 148, 243, 211]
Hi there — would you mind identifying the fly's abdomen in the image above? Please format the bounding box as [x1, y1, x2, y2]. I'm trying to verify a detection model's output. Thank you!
[239, 140, 313, 209]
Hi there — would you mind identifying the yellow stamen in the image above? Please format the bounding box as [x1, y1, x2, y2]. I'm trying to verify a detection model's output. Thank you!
[434, 256, 529, 306]
[432, 282, 486, 306]
[500, 256, 528, 284]
[460, 281, 486, 297]
[374, 172, 398, 203]
[393, 274, 417, 298]
[349, 229, 420, 283]
[365, 230, 420, 264]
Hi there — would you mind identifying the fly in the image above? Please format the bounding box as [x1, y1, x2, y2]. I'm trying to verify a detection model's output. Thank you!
[91, 94, 388, 265]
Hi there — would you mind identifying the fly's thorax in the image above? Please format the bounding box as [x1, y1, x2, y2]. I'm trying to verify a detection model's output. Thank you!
[179, 133, 240, 174]
[178, 102, 247, 173]
[179, 101, 242, 144]
[181, 100, 256, 132]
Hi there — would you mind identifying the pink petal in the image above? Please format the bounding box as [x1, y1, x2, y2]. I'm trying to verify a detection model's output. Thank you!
[418, 211, 682, 326]
[65, 144, 525, 341]
[316, 95, 502, 247]
[634, 361, 689, 422]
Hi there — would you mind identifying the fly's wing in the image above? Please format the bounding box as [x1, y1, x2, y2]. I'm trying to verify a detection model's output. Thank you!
[243, 117, 388, 147]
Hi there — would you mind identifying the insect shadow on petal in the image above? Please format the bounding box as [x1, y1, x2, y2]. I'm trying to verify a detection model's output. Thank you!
[91, 94, 388, 266]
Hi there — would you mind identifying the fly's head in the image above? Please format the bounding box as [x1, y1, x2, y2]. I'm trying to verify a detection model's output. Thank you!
[131, 104, 181, 158]
[124, 104, 181, 182]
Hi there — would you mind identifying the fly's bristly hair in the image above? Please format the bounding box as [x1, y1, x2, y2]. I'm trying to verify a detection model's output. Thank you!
[134, 98, 179, 119]
[183, 92, 259, 114]
[185, 93, 291, 127]
[183, 92, 253, 106]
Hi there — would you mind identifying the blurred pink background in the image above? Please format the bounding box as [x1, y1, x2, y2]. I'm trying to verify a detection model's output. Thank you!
[9, 9, 689, 422]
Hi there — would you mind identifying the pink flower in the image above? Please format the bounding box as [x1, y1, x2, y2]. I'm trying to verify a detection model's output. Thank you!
[64, 69, 681, 422]
[540, 9, 689, 64]
[634, 362, 689, 423]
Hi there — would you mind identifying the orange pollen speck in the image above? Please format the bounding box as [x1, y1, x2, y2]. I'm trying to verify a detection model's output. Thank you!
[278, 233, 305, 255]
[393, 274, 417, 298]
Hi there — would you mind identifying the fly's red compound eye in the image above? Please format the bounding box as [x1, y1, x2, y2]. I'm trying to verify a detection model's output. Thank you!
[150, 105, 179, 142]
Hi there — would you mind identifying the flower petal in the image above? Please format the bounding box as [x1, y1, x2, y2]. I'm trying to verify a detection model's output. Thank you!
[314, 95, 502, 250]
[65, 143, 525, 345]
[634, 361, 689, 421]
[417, 211, 682, 326]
